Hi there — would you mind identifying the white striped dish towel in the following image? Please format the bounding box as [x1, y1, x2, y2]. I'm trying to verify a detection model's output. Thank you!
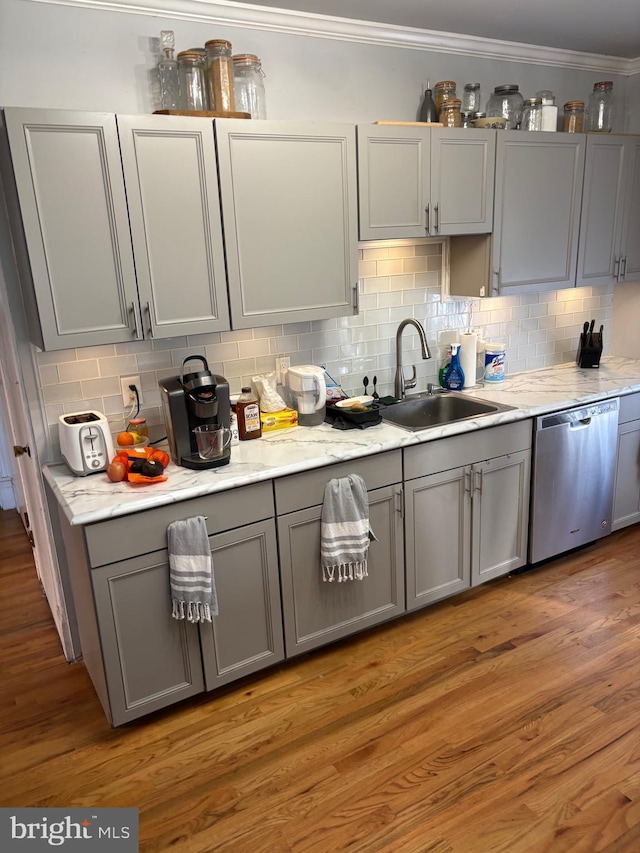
[320, 474, 377, 582]
[168, 515, 218, 622]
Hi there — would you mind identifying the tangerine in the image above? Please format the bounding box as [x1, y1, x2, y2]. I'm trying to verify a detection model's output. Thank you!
[117, 431, 135, 446]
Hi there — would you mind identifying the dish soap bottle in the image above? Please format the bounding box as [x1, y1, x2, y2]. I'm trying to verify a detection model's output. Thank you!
[444, 343, 465, 391]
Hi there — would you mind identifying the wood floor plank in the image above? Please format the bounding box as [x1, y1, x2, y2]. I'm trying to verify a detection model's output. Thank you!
[4, 507, 640, 851]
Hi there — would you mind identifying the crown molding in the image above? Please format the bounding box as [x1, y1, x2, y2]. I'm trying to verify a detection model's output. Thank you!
[25, 0, 639, 76]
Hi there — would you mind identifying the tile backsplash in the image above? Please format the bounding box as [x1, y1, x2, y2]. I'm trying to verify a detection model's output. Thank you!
[38, 239, 613, 461]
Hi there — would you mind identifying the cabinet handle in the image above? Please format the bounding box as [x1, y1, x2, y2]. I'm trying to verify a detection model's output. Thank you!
[130, 302, 141, 339]
[464, 470, 472, 493]
[353, 280, 360, 313]
[620, 256, 627, 281]
[425, 204, 430, 233]
[395, 488, 404, 518]
[475, 468, 483, 495]
[434, 203, 439, 233]
[614, 257, 621, 280]
[492, 269, 501, 295]
[145, 302, 154, 338]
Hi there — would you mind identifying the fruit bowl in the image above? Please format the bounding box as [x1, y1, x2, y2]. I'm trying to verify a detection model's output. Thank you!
[116, 431, 150, 450]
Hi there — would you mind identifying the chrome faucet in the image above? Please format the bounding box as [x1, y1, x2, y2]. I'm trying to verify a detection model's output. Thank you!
[394, 318, 431, 399]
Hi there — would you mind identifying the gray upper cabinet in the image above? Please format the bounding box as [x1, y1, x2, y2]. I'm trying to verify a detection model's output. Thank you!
[492, 131, 586, 294]
[216, 119, 358, 329]
[117, 115, 230, 337]
[3, 108, 140, 350]
[577, 135, 640, 287]
[357, 125, 495, 240]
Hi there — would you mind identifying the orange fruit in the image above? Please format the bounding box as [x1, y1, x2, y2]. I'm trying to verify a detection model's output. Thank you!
[117, 431, 134, 446]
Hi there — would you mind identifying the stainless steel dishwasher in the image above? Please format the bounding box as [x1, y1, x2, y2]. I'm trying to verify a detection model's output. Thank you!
[529, 398, 619, 564]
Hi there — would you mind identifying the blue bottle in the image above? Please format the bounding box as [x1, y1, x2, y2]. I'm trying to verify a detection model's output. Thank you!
[444, 343, 465, 391]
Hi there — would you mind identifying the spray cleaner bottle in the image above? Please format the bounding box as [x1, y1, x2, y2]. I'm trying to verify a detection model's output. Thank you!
[443, 343, 465, 391]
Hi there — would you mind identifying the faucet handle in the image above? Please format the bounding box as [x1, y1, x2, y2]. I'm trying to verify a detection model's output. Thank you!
[404, 365, 417, 391]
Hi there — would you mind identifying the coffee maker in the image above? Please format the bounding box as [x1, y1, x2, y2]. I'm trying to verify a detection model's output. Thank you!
[159, 355, 231, 469]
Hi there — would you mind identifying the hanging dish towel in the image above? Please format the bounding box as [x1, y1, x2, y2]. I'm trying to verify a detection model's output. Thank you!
[167, 515, 218, 622]
[320, 474, 377, 582]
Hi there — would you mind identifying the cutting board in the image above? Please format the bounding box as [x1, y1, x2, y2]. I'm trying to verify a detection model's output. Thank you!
[373, 120, 444, 126]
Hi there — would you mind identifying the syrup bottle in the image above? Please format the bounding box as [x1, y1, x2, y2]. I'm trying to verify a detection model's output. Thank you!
[236, 386, 262, 441]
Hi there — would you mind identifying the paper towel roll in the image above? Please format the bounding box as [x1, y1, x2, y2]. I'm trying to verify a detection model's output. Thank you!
[459, 333, 478, 388]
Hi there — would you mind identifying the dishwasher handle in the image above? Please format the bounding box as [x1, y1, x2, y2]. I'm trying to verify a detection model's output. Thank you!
[537, 399, 618, 431]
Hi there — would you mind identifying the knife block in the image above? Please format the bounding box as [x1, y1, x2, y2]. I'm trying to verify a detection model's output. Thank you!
[576, 331, 603, 368]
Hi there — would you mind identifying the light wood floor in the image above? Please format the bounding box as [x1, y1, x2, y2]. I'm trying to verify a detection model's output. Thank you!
[2, 508, 640, 852]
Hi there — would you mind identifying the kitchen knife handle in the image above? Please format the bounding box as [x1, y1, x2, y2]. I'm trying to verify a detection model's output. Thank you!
[425, 204, 430, 233]
[130, 302, 141, 339]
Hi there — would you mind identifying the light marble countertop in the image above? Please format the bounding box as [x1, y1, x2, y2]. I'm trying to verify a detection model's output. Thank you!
[44, 357, 640, 526]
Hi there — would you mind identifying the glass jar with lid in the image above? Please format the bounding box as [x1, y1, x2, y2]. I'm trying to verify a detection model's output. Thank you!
[563, 101, 585, 133]
[434, 81, 457, 115]
[486, 84, 524, 129]
[177, 50, 208, 111]
[439, 99, 462, 128]
[461, 83, 482, 115]
[205, 39, 235, 112]
[521, 97, 543, 131]
[158, 30, 179, 111]
[233, 54, 267, 119]
[587, 81, 614, 133]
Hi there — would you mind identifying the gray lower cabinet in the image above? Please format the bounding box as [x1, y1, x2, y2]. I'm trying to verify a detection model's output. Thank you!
[357, 125, 495, 240]
[2, 108, 140, 349]
[275, 451, 405, 656]
[492, 131, 586, 294]
[60, 480, 283, 726]
[613, 393, 640, 531]
[216, 119, 358, 328]
[404, 421, 531, 610]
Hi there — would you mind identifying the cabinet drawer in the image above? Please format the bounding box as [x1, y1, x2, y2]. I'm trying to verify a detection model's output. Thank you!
[274, 449, 402, 515]
[619, 393, 640, 424]
[85, 481, 274, 568]
[404, 420, 532, 480]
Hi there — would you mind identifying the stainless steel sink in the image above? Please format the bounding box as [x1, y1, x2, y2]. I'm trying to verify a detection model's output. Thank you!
[380, 390, 515, 432]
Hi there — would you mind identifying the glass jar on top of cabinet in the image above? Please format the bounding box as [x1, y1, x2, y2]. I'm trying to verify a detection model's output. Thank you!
[587, 81, 614, 133]
[521, 97, 542, 131]
[461, 82, 482, 115]
[177, 51, 208, 111]
[233, 54, 267, 119]
[563, 100, 585, 133]
[486, 84, 524, 129]
[205, 39, 235, 112]
[434, 81, 457, 115]
[439, 99, 462, 128]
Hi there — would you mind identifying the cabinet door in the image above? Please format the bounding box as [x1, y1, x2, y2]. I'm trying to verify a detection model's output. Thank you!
[3, 108, 140, 349]
[576, 135, 626, 287]
[92, 553, 204, 726]
[199, 520, 284, 689]
[493, 131, 586, 294]
[430, 129, 495, 235]
[471, 450, 530, 586]
[613, 420, 640, 530]
[357, 125, 430, 239]
[404, 466, 471, 610]
[619, 138, 640, 283]
[216, 119, 358, 328]
[277, 484, 405, 656]
[117, 115, 230, 337]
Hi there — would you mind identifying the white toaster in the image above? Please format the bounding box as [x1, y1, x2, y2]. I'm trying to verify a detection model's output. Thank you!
[59, 411, 115, 476]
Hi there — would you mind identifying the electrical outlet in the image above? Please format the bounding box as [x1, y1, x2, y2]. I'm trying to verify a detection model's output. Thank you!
[120, 375, 143, 408]
[275, 357, 290, 385]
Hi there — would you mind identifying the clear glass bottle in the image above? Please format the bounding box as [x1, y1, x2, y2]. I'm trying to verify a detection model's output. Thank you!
[439, 99, 462, 128]
[563, 101, 585, 133]
[486, 85, 524, 130]
[433, 81, 457, 115]
[205, 39, 235, 113]
[536, 90, 558, 131]
[233, 54, 267, 119]
[461, 82, 482, 115]
[236, 386, 262, 441]
[158, 30, 180, 110]
[177, 50, 208, 111]
[521, 97, 543, 131]
[587, 81, 614, 133]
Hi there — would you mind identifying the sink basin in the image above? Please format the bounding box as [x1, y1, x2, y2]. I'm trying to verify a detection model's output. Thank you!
[381, 391, 514, 432]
